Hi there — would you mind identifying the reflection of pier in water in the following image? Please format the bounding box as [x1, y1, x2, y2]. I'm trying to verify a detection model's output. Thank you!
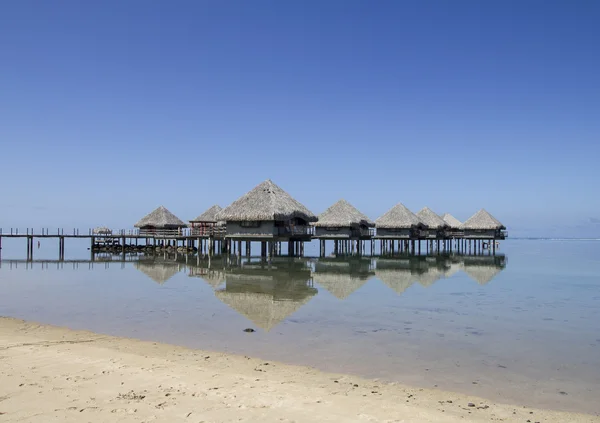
[1, 253, 506, 330]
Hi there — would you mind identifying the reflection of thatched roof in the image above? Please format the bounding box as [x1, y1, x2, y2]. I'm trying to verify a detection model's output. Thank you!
[188, 267, 226, 288]
[215, 279, 317, 331]
[217, 180, 317, 222]
[313, 274, 370, 299]
[441, 213, 462, 229]
[375, 269, 415, 296]
[134, 206, 188, 229]
[415, 268, 445, 287]
[376, 203, 423, 229]
[461, 209, 506, 230]
[135, 261, 182, 284]
[416, 207, 449, 229]
[315, 199, 374, 228]
[93, 226, 112, 235]
[462, 265, 503, 285]
[443, 262, 462, 277]
[191, 205, 223, 223]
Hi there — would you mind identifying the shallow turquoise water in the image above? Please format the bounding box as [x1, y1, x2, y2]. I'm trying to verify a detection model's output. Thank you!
[0, 240, 599, 414]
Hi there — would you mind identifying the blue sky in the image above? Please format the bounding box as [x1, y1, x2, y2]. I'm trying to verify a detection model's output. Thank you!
[1, 0, 599, 237]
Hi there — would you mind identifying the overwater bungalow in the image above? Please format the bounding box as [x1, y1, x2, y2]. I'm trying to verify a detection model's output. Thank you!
[314, 199, 374, 239]
[313, 199, 374, 256]
[460, 209, 507, 240]
[189, 205, 224, 237]
[375, 203, 426, 239]
[216, 180, 317, 256]
[441, 213, 462, 236]
[416, 207, 450, 239]
[134, 206, 187, 237]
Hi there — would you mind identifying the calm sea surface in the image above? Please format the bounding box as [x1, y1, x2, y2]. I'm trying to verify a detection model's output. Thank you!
[1, 239, 599, 414]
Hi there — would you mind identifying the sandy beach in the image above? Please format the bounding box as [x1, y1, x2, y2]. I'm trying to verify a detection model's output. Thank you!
[0, 317, 597, 423]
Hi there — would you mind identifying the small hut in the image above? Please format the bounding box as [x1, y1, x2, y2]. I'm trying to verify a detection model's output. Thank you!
[134, 206, 187, 236]
[189, 205, 223, 237]
[216, 179, 317, 240]
[375, 203, 426, 239]
[460, 209, 507, 239]
[416, 207, 450, 238]
[314, 199, 374, 240]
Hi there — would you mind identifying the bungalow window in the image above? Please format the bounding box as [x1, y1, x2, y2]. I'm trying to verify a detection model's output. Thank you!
[240, 221, 261, 228]
[325, 227, 340, 231]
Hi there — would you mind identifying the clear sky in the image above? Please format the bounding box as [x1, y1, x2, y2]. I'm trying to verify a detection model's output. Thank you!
[1, 0, 599, 237]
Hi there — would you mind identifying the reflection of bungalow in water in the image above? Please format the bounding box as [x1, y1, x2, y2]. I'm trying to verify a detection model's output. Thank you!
[461, 209, 507, 240]
[416, 207, 450, 239]
[217, 180, 317, 256]
[461, 255, 507, 285]
[134, 260, 184, 284]
[189, 205, 225, 237]
[134, 206, 188, 237]
[374, 258, 416, 295]
[312, 257, 375, 299]
[314, 199, 374, 240]
[215, 265, 317, 331]
[375, 203, 426, 239]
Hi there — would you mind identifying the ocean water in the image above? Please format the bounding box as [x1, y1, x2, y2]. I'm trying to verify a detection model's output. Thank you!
[0, 239, 599, 415]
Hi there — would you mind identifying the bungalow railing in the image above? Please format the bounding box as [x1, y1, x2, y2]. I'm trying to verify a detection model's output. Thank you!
[277, 226, 313, 236]
[138, 228, 183, 237]
[189, 227, 227, 237]
[353, 228, 375, 237]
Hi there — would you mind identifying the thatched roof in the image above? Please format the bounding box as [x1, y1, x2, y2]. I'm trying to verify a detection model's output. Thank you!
[214, 290, 315, 331]
[375, 203, 424, 229]
[375, 269, 415, 296]
[134, 206, 188, 229]
[135, 261, 182, 284]
[191, 205, 223, 223]
[441, 213, 462, 229]
[462, 265, 503, 285]
[315, 199, 375, 228]
[416, 207, 449, 230]
[313, 274, 370, 299]
[217, 180, 317, 223]
[461, 209, 506, 230]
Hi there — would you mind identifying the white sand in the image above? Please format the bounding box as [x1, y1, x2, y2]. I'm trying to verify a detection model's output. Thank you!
[0, 317, 598, 423]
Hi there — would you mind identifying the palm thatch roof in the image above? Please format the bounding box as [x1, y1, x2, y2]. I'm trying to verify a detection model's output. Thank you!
[216, 180, 317, 223]
[375, 203, 424, 229]
[134, 206, 188, 229]
[313, 274, 370, 299]
[191, 205, 223, 223]
[461, 209, 506, 230]
[375, 269, 415, 296]
[441, 213, 462, 229]
[135, 261, 182, 284]
[214, 289, 316, 331]
[315, 199, 375, 228]
[416, 207, 449, 229]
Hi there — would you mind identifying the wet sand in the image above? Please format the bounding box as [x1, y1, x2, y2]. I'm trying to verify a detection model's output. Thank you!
[0, 317, 598, 423]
